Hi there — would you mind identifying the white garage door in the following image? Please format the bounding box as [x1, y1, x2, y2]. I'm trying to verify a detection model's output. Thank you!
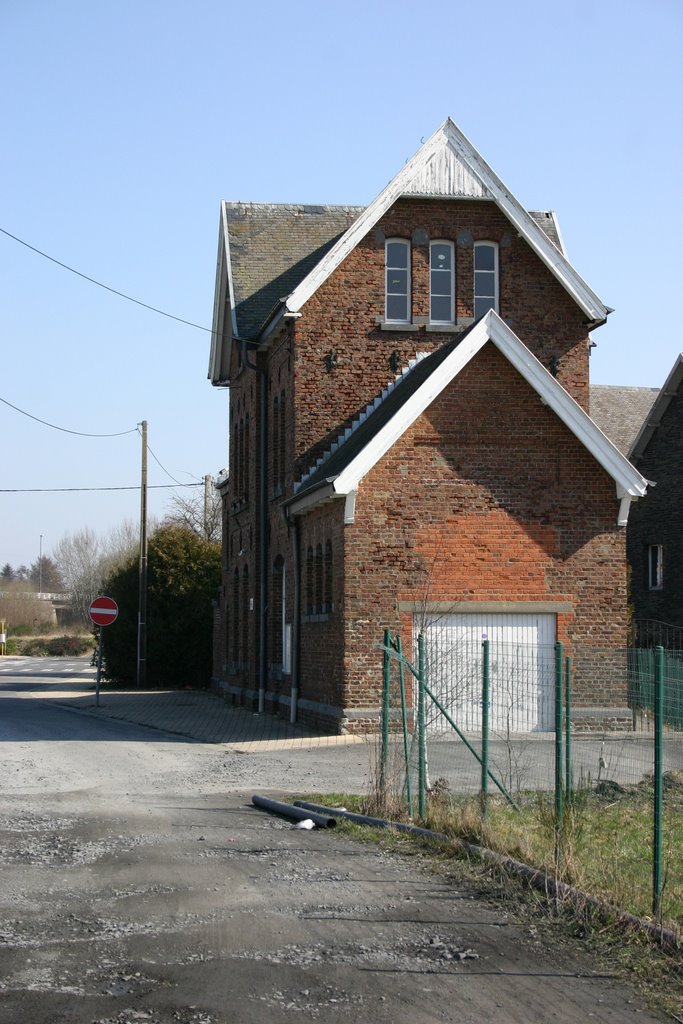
[419, 613, 556, 733]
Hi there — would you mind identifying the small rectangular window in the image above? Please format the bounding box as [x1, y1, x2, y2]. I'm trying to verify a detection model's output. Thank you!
[648, 545, 663, 590]
[474, 241, 498, 319]
[385, 239, 410, 323]
[430, 241, 454, 324]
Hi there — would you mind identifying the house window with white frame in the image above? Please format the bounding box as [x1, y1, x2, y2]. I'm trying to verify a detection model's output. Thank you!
[385, 239, 410, 323]
[430, 241, 455, 324]
[648, 544, 663, 590]
[474, 241, 498, 319]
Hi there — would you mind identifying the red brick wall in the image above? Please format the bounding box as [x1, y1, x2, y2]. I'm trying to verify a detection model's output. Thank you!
[341, 344, 627, 713]
[293, 198, 590, 477]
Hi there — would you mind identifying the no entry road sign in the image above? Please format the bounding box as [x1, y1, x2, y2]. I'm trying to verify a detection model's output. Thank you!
[89, 596, 119, 627]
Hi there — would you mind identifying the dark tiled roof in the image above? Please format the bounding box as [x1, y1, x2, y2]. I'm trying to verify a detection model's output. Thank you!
[528, 211, 564, 254]
[225, 203, 365, 338]
[226, 204, 567, 339]
[589, 385, 659, 456]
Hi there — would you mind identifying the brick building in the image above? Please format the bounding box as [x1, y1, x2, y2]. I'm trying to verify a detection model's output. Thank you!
[207, 119, 648, 733]
[626, 355, 683, 634]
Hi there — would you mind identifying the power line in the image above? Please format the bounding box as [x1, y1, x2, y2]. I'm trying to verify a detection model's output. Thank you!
[0, 483, 202, 493]
[0, 394, 138, 438]
[138, 426, 183, 485]
[0, 226, 214, 334]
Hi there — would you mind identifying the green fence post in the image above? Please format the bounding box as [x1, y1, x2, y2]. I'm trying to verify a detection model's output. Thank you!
[554, 642, 564, 853]
[396, 634, 413, 817]
[481, 638, 490, 819]
[653, 645, 664, 918]
[565, 655, 571, 803]
[381, 628, 391, 799]
[418, 632, 426, 819]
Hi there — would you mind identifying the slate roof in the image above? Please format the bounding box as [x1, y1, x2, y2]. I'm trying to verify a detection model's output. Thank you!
[225, 203, 568, 339]
[589, 385, 659, 456]
[225, 203, 364, 339]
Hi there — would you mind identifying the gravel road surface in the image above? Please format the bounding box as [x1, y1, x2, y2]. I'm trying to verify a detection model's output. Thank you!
[0, 657, 670, 1023]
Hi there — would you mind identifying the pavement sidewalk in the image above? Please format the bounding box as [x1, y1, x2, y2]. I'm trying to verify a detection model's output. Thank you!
[42, 675, 364, 752]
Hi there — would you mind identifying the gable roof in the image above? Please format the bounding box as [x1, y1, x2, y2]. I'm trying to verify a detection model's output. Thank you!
[629, 353, 683, 461]
[286, 312, 647, 525]
[283, 119, 607, 325]
[209, 118, 607, 384]
[589, 384, 660, 456]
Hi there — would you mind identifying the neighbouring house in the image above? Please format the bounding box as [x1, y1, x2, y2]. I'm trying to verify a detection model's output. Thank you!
[624, 355, 683, 636]
[207, 118, 648, 734]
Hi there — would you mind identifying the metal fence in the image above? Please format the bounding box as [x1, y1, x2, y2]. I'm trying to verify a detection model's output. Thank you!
[379, 631, 683, 930]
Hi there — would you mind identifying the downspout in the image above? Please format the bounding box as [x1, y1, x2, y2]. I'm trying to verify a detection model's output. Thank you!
[239, 338, 267, 714]
[258, 363, 267, 714]
[287, 509, 301, 724]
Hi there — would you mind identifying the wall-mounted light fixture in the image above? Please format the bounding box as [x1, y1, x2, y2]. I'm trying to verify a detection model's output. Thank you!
[389, 350, 401, 374]
[324, 351, 338, 372]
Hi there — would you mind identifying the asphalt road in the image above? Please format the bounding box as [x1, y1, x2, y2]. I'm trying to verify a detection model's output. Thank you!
[0, 658, 670, 1023]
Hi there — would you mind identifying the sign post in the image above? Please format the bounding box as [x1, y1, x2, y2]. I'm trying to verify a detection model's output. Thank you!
[89, 596, 119, 706]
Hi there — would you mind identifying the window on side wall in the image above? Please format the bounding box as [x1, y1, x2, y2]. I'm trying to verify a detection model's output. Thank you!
[648, 545, 663, 590]
[385, 239, 410, 323]
[430, 241, 455, 324]
[474, 241, 498, 319]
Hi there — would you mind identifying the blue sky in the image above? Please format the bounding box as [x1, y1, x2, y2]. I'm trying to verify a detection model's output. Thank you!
[1, 0, 681, 569]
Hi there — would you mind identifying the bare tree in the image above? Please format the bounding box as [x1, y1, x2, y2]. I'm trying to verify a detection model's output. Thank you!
[164, 479, 221, 544]
[52, 528, 104, 623]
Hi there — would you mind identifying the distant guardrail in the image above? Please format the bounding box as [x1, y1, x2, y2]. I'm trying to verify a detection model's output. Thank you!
[0, 591, 70, 602]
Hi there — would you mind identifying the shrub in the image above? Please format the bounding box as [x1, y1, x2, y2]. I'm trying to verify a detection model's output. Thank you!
[101, 525, 220, 689]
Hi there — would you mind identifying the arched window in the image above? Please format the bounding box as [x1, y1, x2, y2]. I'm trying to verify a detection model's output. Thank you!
[430, 240, 455, 324]
[232, 568, 240, 664]
[385, 239, 410, 323]
[315, 543, 323, 616]
[244, 413, 250, 499]
[271, 556, 284, 665]
[324, 540, 333, 614]
[474, 241, 499, 319]
[306, 546, 314, 616]
[241, 566, 250, 667]
[272, 394, 280, 493]
[279, 389, 286, 490]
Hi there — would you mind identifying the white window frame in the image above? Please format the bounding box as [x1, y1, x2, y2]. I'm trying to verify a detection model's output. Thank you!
[429, 240, 455, 325]
[385, 239, 411, 323]
[648, 544, 663, 590]
[474, 241, 499, 319]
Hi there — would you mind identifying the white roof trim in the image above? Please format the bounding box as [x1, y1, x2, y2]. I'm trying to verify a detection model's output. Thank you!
[284, 119, 608, 323]
[208, 204, 236, 385]
[322, 312, 647, 505]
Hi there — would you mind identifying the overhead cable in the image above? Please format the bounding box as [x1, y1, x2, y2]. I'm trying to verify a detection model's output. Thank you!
[0, 394, 137, 437]
[0, 225, 213, 333]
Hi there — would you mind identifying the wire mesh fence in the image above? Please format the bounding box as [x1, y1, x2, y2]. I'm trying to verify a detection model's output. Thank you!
[378, 631, 683, 931]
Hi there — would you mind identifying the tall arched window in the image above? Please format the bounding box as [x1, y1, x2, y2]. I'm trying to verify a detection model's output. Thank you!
[430, 241, 455, 324]
[474, 241, 499, 319]
[315, 543, 323, 616]
[279, 389, 286, 490]
[271, 556, 284, 666]
[306, 546, 314, 616]
[385, 239, 410, 323]
[241, 566, 249, 667]
[244, 413, 250, 499]
[232, 568, 240, 664]
[272, 394, 280, 493]
[324, 540, 333, 614]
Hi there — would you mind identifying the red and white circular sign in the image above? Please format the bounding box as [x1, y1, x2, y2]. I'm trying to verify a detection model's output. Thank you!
[89, 595, 119, 627]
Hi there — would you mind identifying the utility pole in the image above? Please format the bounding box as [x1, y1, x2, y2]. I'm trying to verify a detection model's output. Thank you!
[38, 534, 43, 594]
[204, 474, 212, 540]
[137, 420, 148, 688]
